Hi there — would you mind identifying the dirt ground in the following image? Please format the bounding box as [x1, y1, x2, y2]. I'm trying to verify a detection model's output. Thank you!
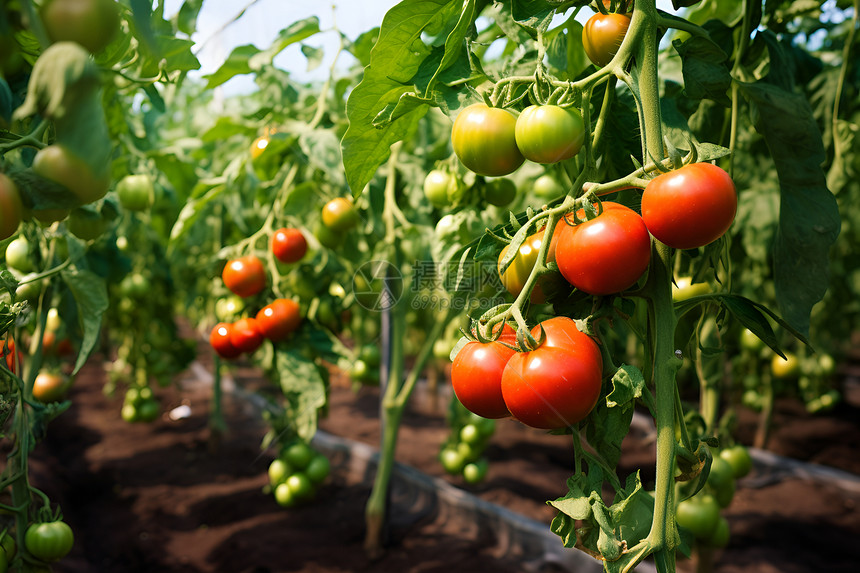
[14, 348, 860, 573]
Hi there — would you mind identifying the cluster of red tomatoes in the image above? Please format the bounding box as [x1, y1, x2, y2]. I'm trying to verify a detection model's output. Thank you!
[209, 228, 306, 359]
[452, 317, 603, 430]
[499, 163, 737, 299]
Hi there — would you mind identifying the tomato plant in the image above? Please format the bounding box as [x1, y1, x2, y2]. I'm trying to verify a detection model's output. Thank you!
[256, 298, 302, 342]
[554, 203, 651, 295]
[222, 255, 266, 298]
[582, 12, 631, 67]
[451, 103, 524, 177]
[25, 520, 74, 562]
[515, 105, 585, 164]
[641, 163, 737, 250]
[271, 228, 307, 263]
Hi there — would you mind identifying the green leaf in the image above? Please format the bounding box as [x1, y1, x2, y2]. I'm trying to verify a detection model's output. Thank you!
[62, 268, 108, 375]
[672, 35, 732, 106]
[204, 45, 261, 89]
[276, 350, 327, 441]
[738, 32, 840, 337]
[176, 0, 204, 36]
[586, 365, 645, 469]
[344, 28, 380, 68]
[342, 0, 466, 195]
[511, 0, 556, 34]
[301, 44, 324, 72]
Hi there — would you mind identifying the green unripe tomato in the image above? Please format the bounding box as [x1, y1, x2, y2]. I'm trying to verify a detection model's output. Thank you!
[268, 458, 291, 486]
[533, 174, 565, 199]
[515, 105, 585, 164]
[283, 442, 314, 470]
[706, 455, 735, 492]
[709, 516, 730, 548]
[305, 454, 331, 484]
[121, 403, 139, 422]
[41, 0, 120, 54]
[423, 170, 454, 207]
[215, 295, 245, 322]
[451, 103, 524, 177]
[137, 399, 160, 422]
[46, 307, 62, 332]
[314, 220, 344, 249]
[483, 178, 517, 207]
[462, 458, 489, 484]
[676, 494, 720, 541]
[24, 520, 74, 562]
[274, 482, 295, 507]
[440, 447, 466, 475]
[719, 445, 753, 479]
[286, 472, 315, 500]
[15, 273, 42, 301]
[713, 475, 736, 508]
[5, 236, 33, 272]
[459, 423, 483, 445]
[116, 174, 155, 212]
[0, 173, 23, 241]
[33, 144, 110, 204]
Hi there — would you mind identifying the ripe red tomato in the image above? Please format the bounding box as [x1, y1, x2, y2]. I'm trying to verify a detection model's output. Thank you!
[321, 197, 359, 232]
[451, 103, 524, 177]
[256, 298, 302, 342]
[554, 202, 651, 295]
[32, 144, 110, 204]
[222, 255, 266, 297]
[451, 326, 516, 419]
[501, 319, 602, 429]
[209, 322, 242, 359]
[272, 228, 308, 263]
[515, 105, 585, 164]
[641, 163, 737, 250]
[582, 13, 631, 67]
[530, 317, 603, 372]
[230, 317, 264, 354]
[0, 173, 23, 241]
[498, 231, 547, 304]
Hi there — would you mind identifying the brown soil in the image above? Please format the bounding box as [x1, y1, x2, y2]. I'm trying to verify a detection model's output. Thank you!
[15, 350, 860, 573]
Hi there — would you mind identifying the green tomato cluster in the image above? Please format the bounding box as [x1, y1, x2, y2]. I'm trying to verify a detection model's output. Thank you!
[439, 414, 495, 485]
[269, 441, 331, 508]
[675, 445, 752, 549]
[121, 386, 160, 423]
